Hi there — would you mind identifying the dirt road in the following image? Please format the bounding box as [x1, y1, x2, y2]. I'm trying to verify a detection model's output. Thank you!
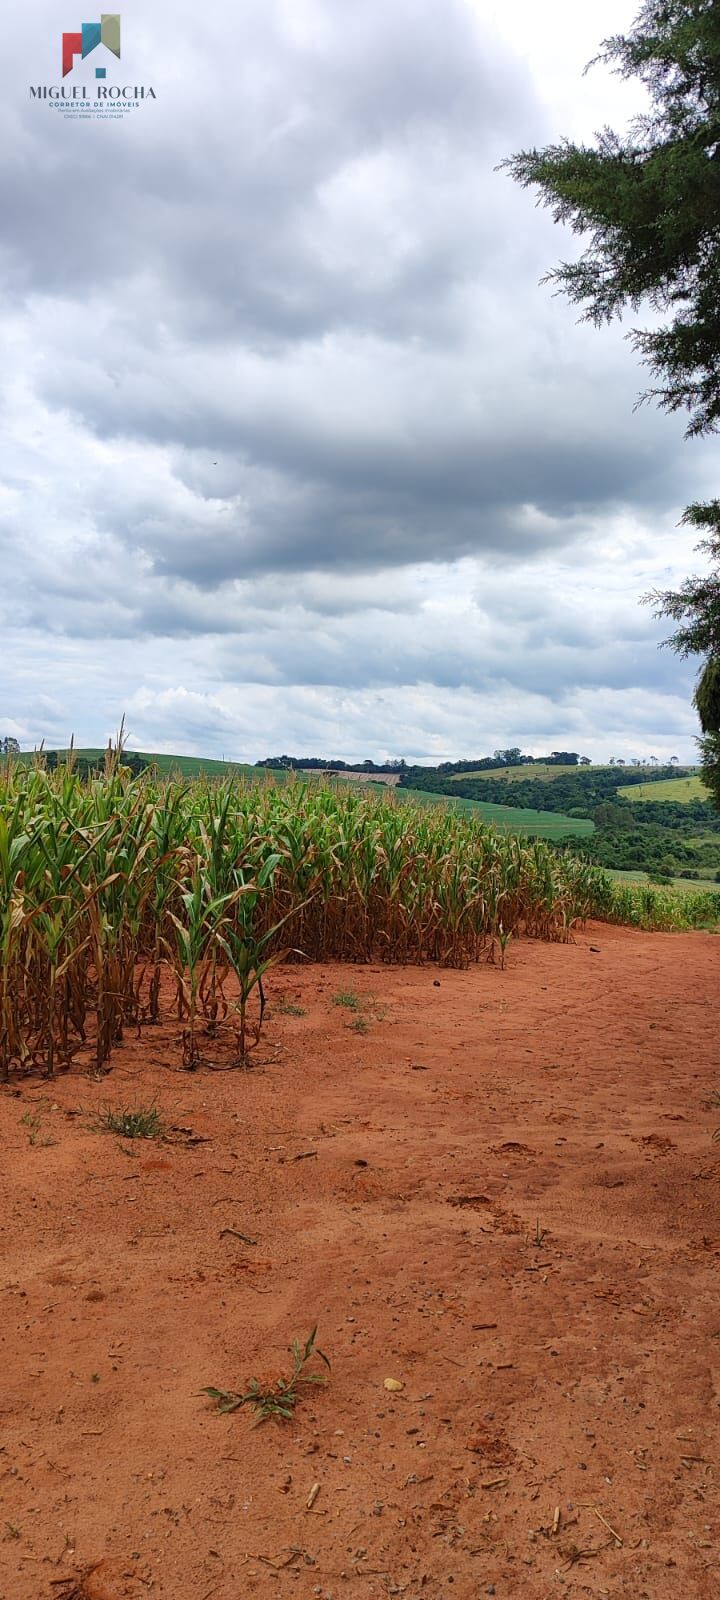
[1, 923, 718, 1598]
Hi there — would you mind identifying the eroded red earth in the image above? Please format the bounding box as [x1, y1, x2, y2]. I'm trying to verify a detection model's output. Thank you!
[1, 922, 718, 1599]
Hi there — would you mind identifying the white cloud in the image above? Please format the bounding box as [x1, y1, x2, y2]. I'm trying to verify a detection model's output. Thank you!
[0, 0, 716, 763]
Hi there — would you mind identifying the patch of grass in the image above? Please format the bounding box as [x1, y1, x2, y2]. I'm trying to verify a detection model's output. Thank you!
[202, 1326, 330, 1421]
[332, 989, 362, 1011]
[332, 991, 387, 1032]
[275, 1002, 307, 1016]
[20, 1102, 56, 1147]
[608, 867, 720, 894]
[617, 774, 709, 804]
[97, 1104, 164, 1140]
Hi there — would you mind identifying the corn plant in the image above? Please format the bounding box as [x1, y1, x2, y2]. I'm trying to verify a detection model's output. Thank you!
[0, 759, 715, 1081]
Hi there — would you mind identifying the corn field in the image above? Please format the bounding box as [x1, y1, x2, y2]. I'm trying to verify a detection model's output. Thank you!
[0, 758, 713, 1080]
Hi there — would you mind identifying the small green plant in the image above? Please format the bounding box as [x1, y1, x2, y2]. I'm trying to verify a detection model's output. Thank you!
[333, 992, 386, 1032]
[202, 1326, 330, 1422]
[332, 990, 362, 1011]
[20, 1103, 56, 1147]
[275, 1002, 307, 1017]
[98, 1104, 164, 1140]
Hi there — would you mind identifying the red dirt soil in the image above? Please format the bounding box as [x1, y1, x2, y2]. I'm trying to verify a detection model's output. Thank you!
[1, 922, 718, 1600]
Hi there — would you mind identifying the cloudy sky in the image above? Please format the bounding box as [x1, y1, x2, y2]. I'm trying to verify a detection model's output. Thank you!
[1, 0, 717, 763]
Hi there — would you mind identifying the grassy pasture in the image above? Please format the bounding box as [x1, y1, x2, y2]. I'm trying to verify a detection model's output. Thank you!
[609, 868, 719, 894]
[134, 752, 275, 778]
[448, 762, 582, 783]
[617, 774, 709, 804]
[400, 787, 594, 839]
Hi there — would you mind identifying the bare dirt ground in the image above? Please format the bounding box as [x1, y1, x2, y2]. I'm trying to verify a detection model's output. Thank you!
[1, 923, 719, 1600]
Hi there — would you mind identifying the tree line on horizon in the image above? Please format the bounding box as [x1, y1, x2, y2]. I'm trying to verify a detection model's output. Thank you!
[254, 750, 687, 776]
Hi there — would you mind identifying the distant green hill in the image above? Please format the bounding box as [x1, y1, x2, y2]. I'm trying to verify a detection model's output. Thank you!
[15, 748, 284, 780]
[134, 751, 277, 778]
[398, 760, 719, 877]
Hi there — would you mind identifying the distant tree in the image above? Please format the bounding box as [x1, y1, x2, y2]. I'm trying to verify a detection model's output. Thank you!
[594, 801, 623, 829]
[670, 754, 680, 765]
[648, 865, 674, 883]
[0, 736, 20, 755]
[579, 755, 592, 766]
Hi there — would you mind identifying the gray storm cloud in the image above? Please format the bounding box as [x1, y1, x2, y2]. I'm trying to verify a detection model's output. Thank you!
[0, 0, 716, 760]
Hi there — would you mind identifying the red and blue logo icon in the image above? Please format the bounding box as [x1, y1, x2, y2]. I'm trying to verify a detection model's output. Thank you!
[62, 13, 121, 77]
